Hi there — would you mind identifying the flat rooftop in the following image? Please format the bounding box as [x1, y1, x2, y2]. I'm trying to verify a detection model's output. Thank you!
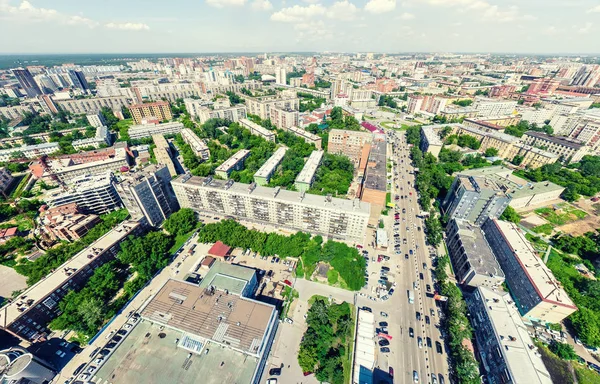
[474, 287, 553, 384]
[254, 147, 287, 178]
[130, 122, 183, 136]
[93, 320, 258, 384]
[288, 126, 320, 141]
[0, 221, 140, 326]
[524, 131, 585, 150]
[459, 175, 504, 193]
[140, 279, 274, 356]
[459, 124, 520, 144]
[181, 128, 208, 151]
[295, 150, 324, 184]
[239, 119, 275, 138]
[172, 175, 371, 215]
[487, 219, 576, 309]
[421, 126, 443, 146]
[363, 139, 387, 191]
[453, 219, 504, 279]
[215, 149, 251, 173]
[198, 261, 257, 296]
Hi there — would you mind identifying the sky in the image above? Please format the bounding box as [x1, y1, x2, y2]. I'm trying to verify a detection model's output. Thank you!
[0, 0, 599, 54]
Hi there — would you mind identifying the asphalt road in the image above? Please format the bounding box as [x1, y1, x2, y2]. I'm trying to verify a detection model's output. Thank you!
[357, 130, 449, 384]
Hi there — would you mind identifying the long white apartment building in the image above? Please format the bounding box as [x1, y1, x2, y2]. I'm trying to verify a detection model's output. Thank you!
[180, 128, 210, 160]
[295, 150, 324, 193]
[239, 119, 276, 142]
[254, 147, 288, 186]
[0, 104, 36, 120]
[72, 126, 111, 150]
[55, 96, 132, 114]
[473, 97, 517, 118]
[184, 98, 247, 123]
[128, 122, 184, 140]
[46, 172, 123, 214]
[286, 126, 322, 149]
[215, 149, 251, 179]
[245, 95, 300, 121]
[171, 175, 370, 241]
[0, 142, 60, 162]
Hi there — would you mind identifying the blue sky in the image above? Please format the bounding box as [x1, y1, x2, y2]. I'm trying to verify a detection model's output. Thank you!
[0, 0, 599, 54]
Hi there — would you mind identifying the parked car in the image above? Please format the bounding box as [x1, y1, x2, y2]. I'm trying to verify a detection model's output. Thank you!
[409, 327, 414, 338]
[380, 311, 388, 317]
[436, 341, 443, 354]
[380, 347, 390, 353]
[417, 337, 423, 348]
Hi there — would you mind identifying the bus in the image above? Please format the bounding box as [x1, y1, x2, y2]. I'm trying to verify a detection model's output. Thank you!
[408, 290, 414, 304]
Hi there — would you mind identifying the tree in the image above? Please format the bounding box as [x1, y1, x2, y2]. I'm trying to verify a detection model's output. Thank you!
[549, 341, 578, 360]
[511, 155, 524, 166]
[164, 209, 198, 236]
[424, 210, 443, 246]
[561, 183, 580, 202]
[499, 206, 521, 224]
[484, 147, 499, 157]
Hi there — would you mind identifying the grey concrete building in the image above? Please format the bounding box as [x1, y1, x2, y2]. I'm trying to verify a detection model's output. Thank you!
[442, 175, 511, 226]
[465, 287, 553, 384]
[445, 218, 505, 288]
[115, 165, 179, 227]
[46, 172, 123, 214]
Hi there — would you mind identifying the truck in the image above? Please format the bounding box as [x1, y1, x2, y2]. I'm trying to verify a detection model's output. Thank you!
[408, 290, 414, 304]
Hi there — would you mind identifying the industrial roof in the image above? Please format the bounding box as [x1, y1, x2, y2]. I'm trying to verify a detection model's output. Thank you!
[140, 279, 274, 356]
[363, 139, 387, 191]
[353, 309, 375, 384]
[452, 219, 505, 279]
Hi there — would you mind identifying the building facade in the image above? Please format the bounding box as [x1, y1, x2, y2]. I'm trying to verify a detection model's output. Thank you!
[171, 175, 370, 241]
[129, 101, 173, 124]
[180, 128, 210, 160]
[327, 129, 373, 165]
[239, 119, 276, 142]
[254, 147, 287, 186]
[294, 150, 324, 193]
[481, 218, 577, 323]
[215, 149, 251, 179]
[46, 172, 123, 214]
[128, 122, 183, 140]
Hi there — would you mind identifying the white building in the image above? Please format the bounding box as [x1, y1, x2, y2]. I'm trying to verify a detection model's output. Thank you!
[275, 67, 287, 85]
[72, 126, 111, 150]
[46, 172, 123, 214]
[86, 112, 107, 128]
[128, 122, 184, 140]
[239, 119, 276, 142]
[473, 97, 517, 118]
[180, 128, 210, 160]
[0, 142, 60, 162]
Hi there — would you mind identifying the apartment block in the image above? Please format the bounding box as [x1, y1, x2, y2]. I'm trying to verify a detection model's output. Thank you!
[42, 213, 101, 243]
[46, 172, 123, 214]
[56, 96, 131, 115]
[473, 97, 517, 118]
[0, 221, 142, 342]
[522, 131, 590, 163]
[115, 165, 179, 227]
[445, 218, 505, 288]
[442, 175, 511, 226]
[129, 121, 183, 140]
[569, 119, 600, 151]
[280, 126, 319, 150]
[215, 149, 251, 179]
[254, 147, 287, 186]
[466, 287, 553, 384]
[0, 167, 14, 194]
[180, 128, 210, 160]
[0, 142, 60, 162]
[72, 126, 111, 150]
[171, 175, 370, 241]
[327, 129, 373, 165]
[239, 119, 276, 142]
[270, 106, 299, 129]
[29, 144, 130, 183]
[481, 218, 577, 323]
[152, 134, 177, 177]
[455, 166, 564, 211]
[0, 104, 35, 120]
[420, 126, 444, 159]
[245, 95, 299, 121]
[86, 112, 107, 128]
[129, 101, 173, 124]
[361, 139, 387, 206]
[295, 150, 324, 193]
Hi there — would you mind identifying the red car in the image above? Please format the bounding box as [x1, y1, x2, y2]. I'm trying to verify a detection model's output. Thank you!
[389, 366, 394, 377]
[409, 192, 412, 195]
[356, 244, 363, 249]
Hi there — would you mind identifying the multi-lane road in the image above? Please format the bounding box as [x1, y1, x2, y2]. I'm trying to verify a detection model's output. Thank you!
[353, 129, 449, 384]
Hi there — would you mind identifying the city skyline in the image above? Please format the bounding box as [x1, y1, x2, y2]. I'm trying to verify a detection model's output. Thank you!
[0, 0, 599, 54]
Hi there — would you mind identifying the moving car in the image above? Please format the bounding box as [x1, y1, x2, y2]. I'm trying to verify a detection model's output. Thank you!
[417, 337, 423, 348]
[380, 347, 390, 353]
[409, 327, 414, 338]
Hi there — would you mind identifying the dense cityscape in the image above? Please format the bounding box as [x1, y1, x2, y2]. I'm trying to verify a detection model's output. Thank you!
[0, 5, 600, 384]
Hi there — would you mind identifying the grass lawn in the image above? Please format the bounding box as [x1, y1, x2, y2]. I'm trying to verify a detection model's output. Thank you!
[168, 229, 196, 254]
[342, 305, 356, 384]
[575, 364, 600, 384]
[532, 223, 554, 236]
[9, 174, 29, 199]
[535, 205, 587, 226]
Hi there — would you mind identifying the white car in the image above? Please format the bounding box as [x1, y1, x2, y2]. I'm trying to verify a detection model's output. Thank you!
[284, 318, 293, 324]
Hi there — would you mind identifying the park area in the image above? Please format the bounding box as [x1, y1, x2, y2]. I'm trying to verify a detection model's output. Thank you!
[196, 220, 366, 291]
[520, 203, 589, 236]
[297, 296, 355, 384]
[535, 204, 587, 226]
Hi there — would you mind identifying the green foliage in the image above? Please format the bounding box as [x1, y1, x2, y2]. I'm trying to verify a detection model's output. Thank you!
[452, 99, 473, 107]
[197, 220, 365, 290]
[328, 107, 361, 131]
[308, 153, 354, 196]
[500, 205, 521, 224]
[424, 210, 443, 246]
[298, 298, 353, 384]
[163, 208, 198, 236]
[225, 91, 243, 105]
[378, 95, 398, 109]
[511, 154, 524, 166]
[549, 341, 578, 360]
[484, 147, 499, 157]
[14, 209, 129, 285]
[298, 92, 326, 112]
[117, 231, 174, 280]
[445, 134, 481, 150]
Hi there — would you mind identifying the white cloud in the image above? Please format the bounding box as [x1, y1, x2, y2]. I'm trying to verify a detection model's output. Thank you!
[396, 12, 415, 20]
[587, 5, 600, 13]
[67, 15, 99, 28]
[543, 25, 560, 35]
[205, 0, 247, 8]
[301, 0, 320, 3]
[252, 0, 273, 11]
[576, 22, 593, 34]
[270, 4, 326, 22]
[327, 1, 358, 20]
[364, 0, 396, 14]
[105, 22, 150, 31]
